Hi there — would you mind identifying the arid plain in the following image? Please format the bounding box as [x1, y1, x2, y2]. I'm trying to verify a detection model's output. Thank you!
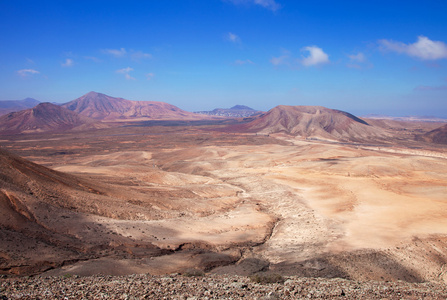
[1, 112, 447, 284]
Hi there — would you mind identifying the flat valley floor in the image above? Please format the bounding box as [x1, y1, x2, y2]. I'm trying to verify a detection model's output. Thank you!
[1, 124, 447, 282]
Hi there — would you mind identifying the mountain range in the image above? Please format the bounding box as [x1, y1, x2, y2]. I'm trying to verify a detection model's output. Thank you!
[0, 92, 446, 143]
[195, 105, 262, 118]
[0, 98, 40, 116]
[61, 91, 201, 120]
[0, 92, 208, 134]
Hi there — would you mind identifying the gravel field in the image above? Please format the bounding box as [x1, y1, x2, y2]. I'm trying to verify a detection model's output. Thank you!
[1, 273, 447, 299]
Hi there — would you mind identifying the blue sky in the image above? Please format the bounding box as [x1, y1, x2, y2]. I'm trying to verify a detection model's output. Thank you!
[1, 0, 447, 117]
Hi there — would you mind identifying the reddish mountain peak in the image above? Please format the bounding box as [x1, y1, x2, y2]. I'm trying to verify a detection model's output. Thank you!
[62, 92, 203, 121]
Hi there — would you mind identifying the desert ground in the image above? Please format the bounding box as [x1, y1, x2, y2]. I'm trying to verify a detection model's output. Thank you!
[1, 120, 447, 287]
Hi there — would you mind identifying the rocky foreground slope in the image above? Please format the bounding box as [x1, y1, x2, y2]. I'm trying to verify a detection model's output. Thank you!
[2, 273, 447, 299]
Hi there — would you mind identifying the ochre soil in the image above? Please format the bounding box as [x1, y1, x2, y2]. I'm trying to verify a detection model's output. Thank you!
[1, 125, 447, 283]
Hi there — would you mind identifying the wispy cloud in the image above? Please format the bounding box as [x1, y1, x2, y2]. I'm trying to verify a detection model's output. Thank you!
[131, 51, 152, 61]
[301, 46, 329, 66]
[253, 0, 281, 11]
[270, 49, 290, 66]
[17, 69, 40, 77]
[414, 85, 447, 91]
[225, 0, 281, 11]
[146, 73, 155, 80]
[103, 48, 127, 58]
[346, 52, 372, 69]
[116, 67, 135, 80]
[234, 59, 254, 65]
[84, 56, 102, 63]
[61, 58, 74, 67]
[348, 52, 365, 62]
[226, 32, 240, 43]
[379, 36, 447, 60]
[270, 54, 289, 66]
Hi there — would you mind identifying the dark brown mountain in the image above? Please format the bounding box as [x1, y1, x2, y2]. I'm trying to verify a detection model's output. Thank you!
[417, 124, 447, 144]
[0, 102, 96, 134]
[62, 91, 203, 120]
[0, 98, 40, 116]
[234, 105, 387, 141]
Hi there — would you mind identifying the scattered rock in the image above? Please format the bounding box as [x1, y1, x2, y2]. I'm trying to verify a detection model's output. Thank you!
[1, 274, 447, 299]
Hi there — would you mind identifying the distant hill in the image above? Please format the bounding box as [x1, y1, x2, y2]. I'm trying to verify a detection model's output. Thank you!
[233, 105, 387, 142]
[0, 98, 40, 116]
[196, 105, 262, 118]
[363, 114, 447, 122]
[62, 91, 203, 121]
[0, 102, 96, 134]
[417, 124, 447, 144]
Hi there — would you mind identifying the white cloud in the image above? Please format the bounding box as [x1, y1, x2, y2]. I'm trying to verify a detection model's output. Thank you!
[62, 58, 74, 67]
[103, 48, 127, 57]
[131, 51, 152, 61]
[226, 32, 240, 43]
[301, 46, 329, 66]
[235, 59, 254, 65]
[225, 0, 281, 11]
[379, 36, 447, 60]
[116, 67, 135, 80]
[17, 69, 40, 77]
[146, 73, 155, 80]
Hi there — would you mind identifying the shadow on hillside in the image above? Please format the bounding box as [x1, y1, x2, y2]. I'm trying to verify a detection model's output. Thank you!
[270, 250, 424, 283]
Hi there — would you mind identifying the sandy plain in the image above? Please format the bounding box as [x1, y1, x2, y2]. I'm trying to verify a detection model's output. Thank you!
[1, 123, 447, 283]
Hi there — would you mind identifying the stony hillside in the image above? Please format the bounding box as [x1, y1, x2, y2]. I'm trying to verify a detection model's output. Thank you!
[418, 123, 447, 144]
[236, 105, 387, 142]
[0, 148, 163, 275]
[2, 273, 447, 299]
